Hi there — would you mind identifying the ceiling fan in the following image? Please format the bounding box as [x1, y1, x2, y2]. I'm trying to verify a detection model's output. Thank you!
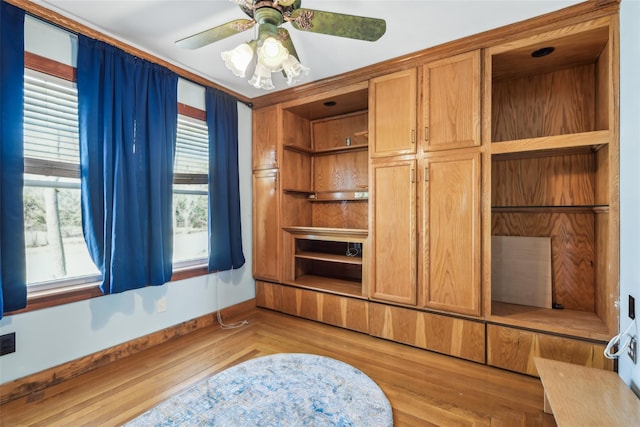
[175, 0, 387, 90]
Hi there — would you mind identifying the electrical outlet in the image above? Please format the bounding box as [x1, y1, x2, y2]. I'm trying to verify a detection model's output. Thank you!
[156, 297, 167, 313]
[630, 295, 636, 320]
[0, 333, 16, 356]
[628, 337, 637, 364]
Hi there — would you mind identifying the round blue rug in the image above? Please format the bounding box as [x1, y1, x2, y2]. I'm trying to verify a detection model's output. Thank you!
[126, 353, 393, 426]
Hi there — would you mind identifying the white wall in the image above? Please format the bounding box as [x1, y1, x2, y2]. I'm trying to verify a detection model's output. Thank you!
[618, 0, 640, 389]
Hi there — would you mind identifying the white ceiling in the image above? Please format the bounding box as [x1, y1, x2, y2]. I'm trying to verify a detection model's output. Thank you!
[33, 0, 583, 99]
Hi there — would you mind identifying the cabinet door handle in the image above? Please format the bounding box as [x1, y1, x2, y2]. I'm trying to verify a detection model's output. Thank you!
[424, 166, 429, 182]
[424, 126, 429, 142]
[410, 168, 416, 183]
[411, 129, 416, 144]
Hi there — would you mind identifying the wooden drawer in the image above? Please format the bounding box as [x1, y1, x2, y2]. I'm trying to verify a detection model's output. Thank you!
[256, 281, 283, 311]
[280, 286, 369, 334]
[487, 324, 612, 376]
[258, 282, 369, 334]
[369, 303, 486, 363]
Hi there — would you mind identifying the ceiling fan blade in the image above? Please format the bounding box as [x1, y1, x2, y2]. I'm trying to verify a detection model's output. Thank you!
[289, 9, 386, 42]
[277, 28, 300, 60]
[175, 19, 255, 49]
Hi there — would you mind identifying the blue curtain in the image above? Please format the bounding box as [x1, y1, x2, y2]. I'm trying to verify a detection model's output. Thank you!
[206, 88, 245, 271]
[77, 36, 178, 294]
[0, 2, 26, 317]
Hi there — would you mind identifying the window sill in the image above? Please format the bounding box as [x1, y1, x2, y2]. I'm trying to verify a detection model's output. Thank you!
[6, 265, 210, 316]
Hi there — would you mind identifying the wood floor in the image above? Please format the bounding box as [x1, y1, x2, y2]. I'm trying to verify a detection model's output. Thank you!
[0, 308, 556, 426]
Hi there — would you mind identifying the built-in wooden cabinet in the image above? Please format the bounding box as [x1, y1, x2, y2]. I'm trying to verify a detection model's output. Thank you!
[252, 105, 282, 282]
[419, 151, 481, 316]
[369, 69, 417, 158]
[482, 16, 619, 344]
[369, 303, 486, 363]
[252, 105, 280, 170]
[254, 4, 619, 377]
[370, 159, 417, 305]
[369, 51, 482, 317]
[487, 325, 612, 376]
[252, 170, 280, 281]
[420, 50, 481, 151]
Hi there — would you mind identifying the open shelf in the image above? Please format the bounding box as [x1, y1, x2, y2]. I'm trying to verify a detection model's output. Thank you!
[284, 143, 368, 156]
[489, 302, 610, 341]
[490, 130, 609, 155]
[283, 226, 368, 298]
[295, 251, 363, 265]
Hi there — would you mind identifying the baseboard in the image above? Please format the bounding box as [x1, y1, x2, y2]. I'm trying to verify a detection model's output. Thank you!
[0, 298, 256, 405]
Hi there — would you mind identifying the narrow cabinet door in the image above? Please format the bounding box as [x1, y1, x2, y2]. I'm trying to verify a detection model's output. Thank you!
[252, 170, 280, 281]
[369, 68, 417, 158]
[421, 50, 481, 151]
[420, 152, 481, 316]
[252, 105, 280, 170]
[370, 159, 417, 305]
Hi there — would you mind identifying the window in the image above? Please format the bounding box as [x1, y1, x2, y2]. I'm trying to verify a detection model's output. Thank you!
[173, 111, 209, 266]
[20, 51, 210, 306]
[23, 68, 100, 290]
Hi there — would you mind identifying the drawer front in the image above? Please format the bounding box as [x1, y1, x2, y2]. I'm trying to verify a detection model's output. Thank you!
[487, 324, 612, 376]
[369, 303, 486, 363]
[279, 286, 369, 334]
[255, 281, 283, 311]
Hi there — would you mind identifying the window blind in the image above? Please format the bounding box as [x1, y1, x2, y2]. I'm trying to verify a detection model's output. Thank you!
[175, 114, 208, 175]
[24, 70, 79, 165]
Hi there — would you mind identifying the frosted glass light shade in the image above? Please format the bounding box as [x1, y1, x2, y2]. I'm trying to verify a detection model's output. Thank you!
[257, 37, 289, 71]
[249, 62, 275, 90]
[221, 43, 254, 78]
[282, 55, 310, 86]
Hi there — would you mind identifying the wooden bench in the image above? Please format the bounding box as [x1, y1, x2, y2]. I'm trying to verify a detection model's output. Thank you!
[534, 357, 640, 426]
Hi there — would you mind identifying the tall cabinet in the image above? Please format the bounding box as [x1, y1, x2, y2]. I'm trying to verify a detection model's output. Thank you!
[483, 16, 618, 375]
[369, 51, 482, 317]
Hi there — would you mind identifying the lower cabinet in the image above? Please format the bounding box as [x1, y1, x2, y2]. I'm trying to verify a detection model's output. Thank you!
[256, 281, 369, 334]
[256, 281, 612, 375]
[486, 324, 612, 376]
[369, 303, 485, 363]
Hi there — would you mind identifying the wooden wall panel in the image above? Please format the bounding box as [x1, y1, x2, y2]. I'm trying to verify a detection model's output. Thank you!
[312, 112, 368, 151]
[282, 150, 311, 192]
[369, 304, 486, 363]
[492, 152, 595, 207]
[313, 151, 368, 192]
[492, 212, 595, 311]
[283, 110, 311, 149]
[491, 65, 595, 142]
[311, 201, 368, 229]
[487, 325, 611, 376]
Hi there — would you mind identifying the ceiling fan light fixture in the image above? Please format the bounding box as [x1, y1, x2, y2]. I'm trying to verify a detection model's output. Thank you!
[282, 54, 310, 86]
[257, 37, 289, 71]
[221, 42, 255, 77]
[249, 61, 275, 90]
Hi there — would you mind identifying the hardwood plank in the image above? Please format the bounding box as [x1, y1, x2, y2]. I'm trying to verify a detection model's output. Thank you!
[0, 308, 555, 426]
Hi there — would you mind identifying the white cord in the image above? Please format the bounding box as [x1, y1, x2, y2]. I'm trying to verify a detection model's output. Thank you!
[604, 320, 637, 359]
[214, 272, 248, 330]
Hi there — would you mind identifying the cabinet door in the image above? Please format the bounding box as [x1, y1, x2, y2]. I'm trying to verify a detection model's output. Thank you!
[422, 50, 481, 151]
[369, 69, 417, 158]
[253, 105, 280, 170]
[420, 152, 481, 316]
[252, 170, 280, 281]
[370, 159, 417, 304]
